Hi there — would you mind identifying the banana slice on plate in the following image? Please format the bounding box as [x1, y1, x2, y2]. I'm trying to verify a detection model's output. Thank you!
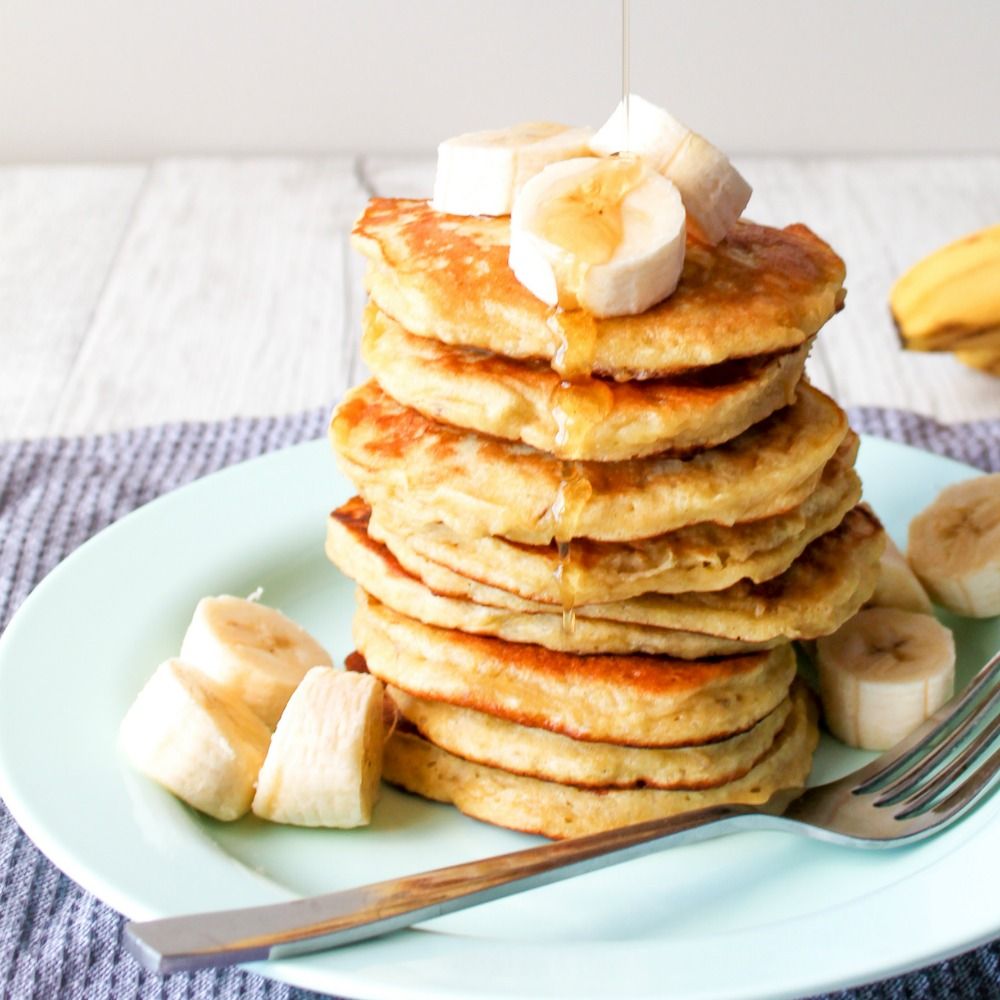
[509, 155, 686, 317]
[908, 473, 1000, 617]
[252, 667, 385, 828]
[867, 534, 934, 614]
[816, 607, 955, 751]
[119, 658, 271, 821]
[432, 122, 594, 217]
[179, 595, 332, 728]
[590, 93, 751, 244]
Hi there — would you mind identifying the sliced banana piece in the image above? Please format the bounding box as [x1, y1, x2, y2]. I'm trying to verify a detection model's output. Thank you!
[867, 534, 934, 614]
[590, 93, 751, 245]
[816, 607, 955, 751]
[509, 155, 685, 317]
[119, 658, 271, 821]
[432, 122, 594, 217]
[252, 667, 385, 827]
[908, 474, 1000, 617]
[180, 596, 332, 728]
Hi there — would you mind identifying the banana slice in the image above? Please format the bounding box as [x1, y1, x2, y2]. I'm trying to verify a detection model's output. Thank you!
[119, 658, 271, 821]
[432, 122, 594, 217]
[179, 596, 332, 728]
[590, 93, 751, 245]
[509, 155, 685, 317]
[890, 223, 1000, 351]
[252, 667, 385, 827]
[908, 474, 1000, 617]
[867, 534, 934, 614]
[816, 607, 955, 751]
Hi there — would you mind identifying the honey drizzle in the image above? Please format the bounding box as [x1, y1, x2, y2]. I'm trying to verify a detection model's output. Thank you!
[622, 0, 631, 146]
[550, 463, 593, 633]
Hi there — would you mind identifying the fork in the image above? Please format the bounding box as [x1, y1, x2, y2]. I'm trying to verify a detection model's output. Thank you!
[126, 648, 1000, 975]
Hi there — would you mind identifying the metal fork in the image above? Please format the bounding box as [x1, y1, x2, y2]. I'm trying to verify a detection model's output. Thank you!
[126, 648, 1000, 975]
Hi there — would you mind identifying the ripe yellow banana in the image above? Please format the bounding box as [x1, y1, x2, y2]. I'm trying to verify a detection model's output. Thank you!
[908, 473, 1000, 617]
[179, 595, 332, 727]
[816, 607, 955, 751]
[119, 659, 271, 821]
[955, 346, 1000, 377]
[890, 222, 1000, 352]
[252, 668, 385, 827]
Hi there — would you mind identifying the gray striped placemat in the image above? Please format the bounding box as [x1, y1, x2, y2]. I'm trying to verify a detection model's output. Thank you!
[1, 406, 998, 1000]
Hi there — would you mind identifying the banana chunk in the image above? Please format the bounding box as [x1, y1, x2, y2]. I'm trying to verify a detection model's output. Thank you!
[252, 667, 385, 827]
[867, 534, 933, 614]
[590, 93, 751, 245]
[908, 474, 1000, 617]
[509, 155, 686, 317]
[890, 222, 1000, 351]
[119, 658, 271, 821]
[179, 595, 332, 727]
[432, 122, 594, 217]
[816, 608, 955, 751]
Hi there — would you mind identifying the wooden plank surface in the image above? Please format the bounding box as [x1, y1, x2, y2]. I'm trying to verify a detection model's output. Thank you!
[1, 155, 998, 441]
[0, 165, 147, 438]
[47, 158, 369, 436]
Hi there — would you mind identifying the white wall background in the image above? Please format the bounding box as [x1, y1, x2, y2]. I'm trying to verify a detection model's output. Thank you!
[1, 0, 999, 161]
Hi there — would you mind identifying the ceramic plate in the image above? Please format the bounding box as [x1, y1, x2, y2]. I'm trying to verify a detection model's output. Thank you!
[0, 435, 998, 1000]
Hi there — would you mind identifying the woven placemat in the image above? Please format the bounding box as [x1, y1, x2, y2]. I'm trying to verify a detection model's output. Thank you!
[1, 406, 998, 1000]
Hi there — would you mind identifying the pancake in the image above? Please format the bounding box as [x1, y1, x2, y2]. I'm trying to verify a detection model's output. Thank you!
[329, 502, 882, 654]
[387, 684, 793, 791]
[382, 683, 818, 839]
[352, 198, 845, 378]
[362, 305, 810, 461]
[330, 380, 849, 544]
[366, 437, 861, 604]
[353, 593, 797, 747]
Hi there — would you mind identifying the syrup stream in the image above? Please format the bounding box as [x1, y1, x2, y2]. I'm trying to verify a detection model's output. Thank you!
[622, 0, 630, 146]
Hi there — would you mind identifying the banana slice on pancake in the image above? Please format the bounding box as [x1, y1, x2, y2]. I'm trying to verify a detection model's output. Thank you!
[509, 155, 686, 317]
[590, 93, 752, 245]
[432, 122, 594, 217]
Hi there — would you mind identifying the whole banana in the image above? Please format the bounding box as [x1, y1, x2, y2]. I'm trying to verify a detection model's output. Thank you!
[890, 222, 1000, 359]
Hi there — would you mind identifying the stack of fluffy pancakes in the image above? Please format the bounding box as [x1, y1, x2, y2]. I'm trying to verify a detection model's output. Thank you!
[328, 197, 886, 839]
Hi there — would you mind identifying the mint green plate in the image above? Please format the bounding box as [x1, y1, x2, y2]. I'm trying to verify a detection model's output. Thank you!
[0, 435, 998, 1000]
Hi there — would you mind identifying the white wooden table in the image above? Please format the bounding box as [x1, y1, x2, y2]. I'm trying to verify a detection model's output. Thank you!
[3, 155, 999, 441]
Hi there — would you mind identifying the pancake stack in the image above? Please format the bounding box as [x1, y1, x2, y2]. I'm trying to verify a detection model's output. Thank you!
[327, 197, 885, 839]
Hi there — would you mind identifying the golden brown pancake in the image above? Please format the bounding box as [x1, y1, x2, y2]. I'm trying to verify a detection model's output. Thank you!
[382, 683, 819, 838]
[352, 199, 846, 378]
[388, 684, 793, 791]
[362, 305, 810, 460]
[366, 437, 860, 604]
[353, 593, 797, 747]
[330, 380, 849, 544]
[328, 502, 883, 653]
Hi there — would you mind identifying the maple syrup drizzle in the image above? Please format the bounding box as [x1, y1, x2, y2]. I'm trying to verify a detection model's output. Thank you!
[622, 0, 631, 145]
[550, 463, 593, 633]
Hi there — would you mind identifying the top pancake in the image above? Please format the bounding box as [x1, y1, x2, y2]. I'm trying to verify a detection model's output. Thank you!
[352, 198, 846, 378]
